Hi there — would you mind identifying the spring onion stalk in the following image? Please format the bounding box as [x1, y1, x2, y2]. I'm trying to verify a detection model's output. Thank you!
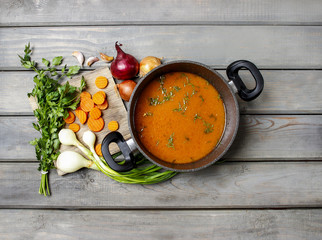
[56, 151, 99, 173]
[58, 129, 177, 184]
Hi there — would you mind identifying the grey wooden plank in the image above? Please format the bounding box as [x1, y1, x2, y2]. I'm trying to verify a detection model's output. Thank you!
[1, 209, 322, 240]
[2, 26, 322, 70]
[1, 162, 322, 208]
[1, 115, 321, 161]
[1, 70, 321, 115]
[1, 0, 322, 26]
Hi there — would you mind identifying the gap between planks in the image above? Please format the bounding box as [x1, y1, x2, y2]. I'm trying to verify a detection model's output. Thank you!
[1, 22, 322, 28]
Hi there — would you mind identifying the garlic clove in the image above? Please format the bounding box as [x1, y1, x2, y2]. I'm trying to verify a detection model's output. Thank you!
[72, 51, 85, 66]
[100, 52, 114, 62]
[86, 56, 99, 66]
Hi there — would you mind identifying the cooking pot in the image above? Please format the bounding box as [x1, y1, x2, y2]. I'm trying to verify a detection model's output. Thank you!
[101, 60, 264, 172]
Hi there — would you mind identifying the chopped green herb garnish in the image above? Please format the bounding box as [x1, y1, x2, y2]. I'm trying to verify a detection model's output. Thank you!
[173, 93, 190, 114]
[185, 136, 190, 141]
[173, 86, 181, 92]
[203, 120, 214, 134]
[159, 75, 166, 84]
[209, 114, 216, 120]
[193, 113, 215, 134]
[199, 95, 204, 102]
[173, 102, 183, 112]
[194, 113, 202, 122]
[167, 133, 175, 148]
[217, 94, 221, 100]
[140, 126, 146, 132]
[143, 112, 153, 117]
[191, 89, 198, 96]
[149, 97, 162, 106]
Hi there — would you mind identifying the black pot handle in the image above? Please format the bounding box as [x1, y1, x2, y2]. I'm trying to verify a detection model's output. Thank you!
[101, 131, 136, 172]
[226, 60, 264, 101]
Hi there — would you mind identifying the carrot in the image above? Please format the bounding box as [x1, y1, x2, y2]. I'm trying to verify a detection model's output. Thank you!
[80, 98, 95, 112]
[97, 99, 109, 110]
[95, 76, 108, 89]
[99, 91, 106, 98]
[90, 107, 102, 120]
[87, 116, 105, 132]
[64, 111, 75, 124]
[75, 107, 88, 124]
[92, 91, 106, 105]
[69, 123, 80, 132]
[108, 120, 119, 131]
[95, 144, 103, 156]
[80, 91, 91, 100]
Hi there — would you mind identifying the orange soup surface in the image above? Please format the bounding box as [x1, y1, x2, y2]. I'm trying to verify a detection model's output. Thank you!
[134, 72, 225, 164]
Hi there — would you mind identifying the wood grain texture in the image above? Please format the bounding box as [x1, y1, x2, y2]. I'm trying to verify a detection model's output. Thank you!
[1, 209, 322, 240]
[1, 115, 321, 161]
[3, 26, 322, 70]
[28, 67, 130, 156]
[1, 0, 322, 26]
[1, 162, 322, 208]
[1, 70, 322, 115]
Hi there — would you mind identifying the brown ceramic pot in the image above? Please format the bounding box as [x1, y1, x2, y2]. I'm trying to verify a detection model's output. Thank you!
[102, 60, 264, 172]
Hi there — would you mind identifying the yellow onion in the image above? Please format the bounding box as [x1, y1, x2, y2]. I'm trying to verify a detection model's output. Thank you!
[139, 56, 162, 77]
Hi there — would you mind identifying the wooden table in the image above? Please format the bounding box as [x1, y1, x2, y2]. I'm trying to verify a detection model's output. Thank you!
[1, 1, 322, 239]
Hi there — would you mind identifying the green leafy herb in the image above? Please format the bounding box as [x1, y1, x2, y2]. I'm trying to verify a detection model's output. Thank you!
[42, 58, 50, 67]
[199, 95, 204, 102]
[19, 43, 84, 196]
[52, 56, 63, 66]
[167, 133, 175, 148]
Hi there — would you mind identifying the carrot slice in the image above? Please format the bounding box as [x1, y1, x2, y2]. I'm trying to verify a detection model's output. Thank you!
[80, 91, 91, 100]
[87, 117, 105, 132]
[108, 120, 119, 131]
[97, 99, 109, 110]
[75, 107, 88, 124]
[92, 91, 106, 105]
[95, 76, 108, 89]
[69, 123, 80, 132]
[64, 111, 75, 124]
[90, 107, 102, 120]
[80, 98, 95, 112]
[99, 91, 106, 98]
[95, 144, 103, 156]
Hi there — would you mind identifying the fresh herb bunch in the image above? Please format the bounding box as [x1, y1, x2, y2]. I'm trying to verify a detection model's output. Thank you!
[19, 43, 85, 196]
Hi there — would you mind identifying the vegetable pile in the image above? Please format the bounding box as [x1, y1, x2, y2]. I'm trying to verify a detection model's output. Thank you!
[20, 43, 176, 196]
[19, 43, 84, 196]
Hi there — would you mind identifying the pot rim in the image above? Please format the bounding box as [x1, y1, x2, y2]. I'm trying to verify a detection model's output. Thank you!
[127, 60, 240, 172]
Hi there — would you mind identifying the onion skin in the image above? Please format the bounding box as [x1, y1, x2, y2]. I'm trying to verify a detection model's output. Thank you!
[116, 80, 137, 101]
[139, 56, 162, 77]
[110, 42, 139, 80]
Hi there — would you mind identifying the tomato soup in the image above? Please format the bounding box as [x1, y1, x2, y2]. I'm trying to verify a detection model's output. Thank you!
[134, 72, 225, 164]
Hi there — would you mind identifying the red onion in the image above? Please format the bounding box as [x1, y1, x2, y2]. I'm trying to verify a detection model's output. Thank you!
[115, 80, 137, 102]
[110, 42, 139, 80]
